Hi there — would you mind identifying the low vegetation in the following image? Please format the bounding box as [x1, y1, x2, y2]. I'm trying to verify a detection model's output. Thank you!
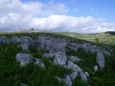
[0, 31, 115, 86]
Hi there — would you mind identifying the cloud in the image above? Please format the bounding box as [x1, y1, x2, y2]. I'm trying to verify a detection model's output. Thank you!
[0, 0, 68, 16]
[0, 14, 115, 33]
[0, 0, 114, 33]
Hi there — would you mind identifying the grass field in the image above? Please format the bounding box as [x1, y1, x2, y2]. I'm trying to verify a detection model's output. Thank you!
[0, 31, 115, 86]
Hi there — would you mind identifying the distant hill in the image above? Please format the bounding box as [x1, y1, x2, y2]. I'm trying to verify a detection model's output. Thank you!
[104, 31, 115, 35]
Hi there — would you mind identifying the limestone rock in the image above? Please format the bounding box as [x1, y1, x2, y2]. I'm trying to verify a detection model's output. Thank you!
[20, 43, 29, 51]
[67, 60, 82, 72]
[11, 36, 21, 43]
[80, 72, 87, 82]
[21, 36, 34, 46]
[94, 65, 98, 72]
[0, 36, 9, 44]
[96, 52, 105, 69]
[69, 56, 80, 62]
[70, 71, 78, 80]
[82, 43, 90, 53]
[16, 53, 32, 66]
[64, 75, 72, 86]
[56, 77, 63, 82]
[34, 58, 45, 68]
[54, 52, 67, 66]
[68, 43, 79, 52]
[66, 60, 74, 69]
[20, 83, 28, 86]
[103, 51, 111, 56]
[84, 72, 89, 77]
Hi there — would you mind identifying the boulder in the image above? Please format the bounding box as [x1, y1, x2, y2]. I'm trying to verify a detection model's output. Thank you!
[103, 51, 111, 56]
[69, 56, 80, 62]
[38, 35, 46, 49]
[71, 64, 82, 72]
[56, 77, 63, 82]
[84, 72, 89, 77]
[64, 75, 72, 86]
[54, 52, 67, 66]
[21, 36, 34, 46]
[90, 45, 97, 53]
[82, 43, 90, 53]
[16, 53, 32, 66]
[20, 43, 29, 51]
[10, 36, 21, 43]
[34, 58, 45, 68]
[66, 60, 74, 69]
[70, 71, 78, 80]
[67, 60, 82, 72]
[68, 43, 78, 52]
[0, 36, 9, 44]
[96, 52, 105, 69]
[43, 49, 55, 58]
[94, 65, 98, 72]
[80, 72, 87, 82]
[38, 35, 67, 53]
[20, 83, 28, 86]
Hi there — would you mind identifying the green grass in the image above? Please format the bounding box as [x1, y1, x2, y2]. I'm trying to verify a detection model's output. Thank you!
[0, 31, 115, 86]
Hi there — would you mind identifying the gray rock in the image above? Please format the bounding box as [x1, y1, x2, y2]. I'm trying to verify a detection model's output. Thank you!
[43, 49, 55, 58]
[103, 51, 111, 56]
[82, 43, 90, 53]
[56, 77, 63, 82]
[64, 75, 72, 86]
[21, 36, 34, 46]
[67, 61, 82, 72]
[96, 52, 105, 69]
[84, 72, 89, 77]
[71, 64, 82, 72]
[94, 65, 98, 72]
[38, 35, 47, 49]
[34, 58, 45, 68]
[90, 45, 97, 53]
[68, 43, 78, 52]
[42, 53, 50, 57]
[80, 72, 87, 82]
[69, 56, 80, 62]
[11, 36, 21, 43]
[54, 52, 67, 66]
[0, 36, 9, 44]
[66, 60, 74, 69]
[20, 83, 28, 86]
[16, 53, 32, 66]
[70, 71, 78, 80]
[20, 43, 29, 51]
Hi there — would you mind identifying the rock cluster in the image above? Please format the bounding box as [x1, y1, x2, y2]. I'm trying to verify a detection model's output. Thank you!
[0, 36, 9, 44]
[0, 35, 112, 86]
[16, 53, 32, 66]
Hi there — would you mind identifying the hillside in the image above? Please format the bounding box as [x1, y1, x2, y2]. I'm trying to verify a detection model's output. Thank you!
[0, 31, 115, 86]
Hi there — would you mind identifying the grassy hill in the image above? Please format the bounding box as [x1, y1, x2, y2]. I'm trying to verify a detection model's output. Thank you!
[0, 31, 115, 86]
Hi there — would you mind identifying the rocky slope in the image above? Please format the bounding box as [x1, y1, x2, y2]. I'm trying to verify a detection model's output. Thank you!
[0, 32, 115, 86]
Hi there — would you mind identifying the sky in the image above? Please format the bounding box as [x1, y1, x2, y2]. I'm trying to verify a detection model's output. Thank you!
[0, 0, 115, 33]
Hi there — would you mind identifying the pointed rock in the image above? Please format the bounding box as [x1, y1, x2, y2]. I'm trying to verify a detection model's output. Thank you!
[69, 56, 80, 62]
[96, 52, 105, 69]
[64, 75, 72, 86]
[94, 65, 98, 72]
[16, 53, 32, 66]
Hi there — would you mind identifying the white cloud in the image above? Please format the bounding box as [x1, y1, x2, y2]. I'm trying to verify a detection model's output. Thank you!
[0, 0, 114, 33]
[0, 0, 68, 16]
[0, 14, 115, 33]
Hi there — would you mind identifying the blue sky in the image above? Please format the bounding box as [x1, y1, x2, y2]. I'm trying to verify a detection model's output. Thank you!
[21, 0, 115, 22]
[0, 0, 115, 33]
